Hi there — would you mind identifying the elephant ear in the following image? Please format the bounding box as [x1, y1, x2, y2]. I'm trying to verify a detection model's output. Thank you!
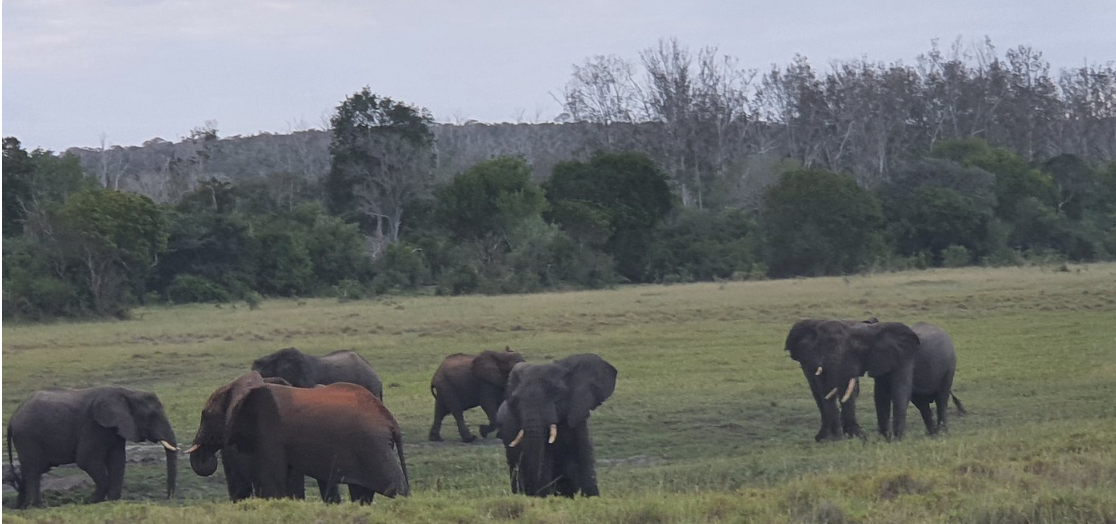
[495, 400, 519, 444]
[92, 389, 141, 442]
[472, 351, 507, 387]
[224, 372, 268, 449]
[860, 322, 920, 377]
[785, 319, 825, 363]
[562, 354, 618, 428]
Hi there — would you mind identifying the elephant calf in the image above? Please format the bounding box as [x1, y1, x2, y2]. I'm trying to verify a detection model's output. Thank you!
[429, 347, 525, 443]
[7, 386, 179, 509]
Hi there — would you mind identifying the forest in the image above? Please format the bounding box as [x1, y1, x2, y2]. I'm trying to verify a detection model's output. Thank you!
[3, 38, 1115, 320]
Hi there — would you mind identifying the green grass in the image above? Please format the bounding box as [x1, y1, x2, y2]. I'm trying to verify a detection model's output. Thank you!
[3, 264, 1116, 523]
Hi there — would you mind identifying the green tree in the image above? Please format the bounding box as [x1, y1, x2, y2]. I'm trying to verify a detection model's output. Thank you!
[435, 156, 546, 260]
[49, 189, 167, 316]
[545, 152, 673, 282]
[761, 168, 885, 277]
[327, 88, 435, 245]
[887, 185, 995, 264]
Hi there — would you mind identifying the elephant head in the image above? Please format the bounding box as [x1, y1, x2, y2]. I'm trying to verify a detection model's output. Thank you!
[92, 388, 179, 498]
[186, 372, 289, 477]
[251, 348, 314, 387]
[472, 346, 526, 388]
[500, 354, 617, 496]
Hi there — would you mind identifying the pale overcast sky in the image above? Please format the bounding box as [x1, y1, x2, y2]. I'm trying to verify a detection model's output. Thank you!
[3, 1, 1114, 151]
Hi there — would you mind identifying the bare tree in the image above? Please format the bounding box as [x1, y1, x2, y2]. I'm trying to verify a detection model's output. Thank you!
[558, 54, 643, 147]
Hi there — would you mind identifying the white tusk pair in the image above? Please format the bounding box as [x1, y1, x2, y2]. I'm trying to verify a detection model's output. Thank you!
[160, 440, 180, 452]
[507, 425, 558, 447]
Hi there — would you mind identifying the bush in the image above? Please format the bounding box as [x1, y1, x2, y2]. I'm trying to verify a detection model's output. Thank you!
[942, 245, 972, 268]
[333, 278, 365, 302]
[167, 274, 231, 304]
[243, 290, 263, 310]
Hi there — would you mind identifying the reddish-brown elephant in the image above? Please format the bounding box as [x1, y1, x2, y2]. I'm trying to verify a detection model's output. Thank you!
[187, 372, 408, 503]
[429, 347, 525, 443]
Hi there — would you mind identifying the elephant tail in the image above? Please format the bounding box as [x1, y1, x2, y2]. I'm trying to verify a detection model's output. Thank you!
[430, 384, 438, 399]
[6, 424, 21, 496]
[393, 428, 410, 497]
[951, 393, 967, 415]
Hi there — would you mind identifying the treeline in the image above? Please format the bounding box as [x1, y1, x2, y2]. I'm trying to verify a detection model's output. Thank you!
[5, 132, 1115, 321]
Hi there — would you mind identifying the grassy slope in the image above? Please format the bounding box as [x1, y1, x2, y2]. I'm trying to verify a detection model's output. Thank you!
[3, 264, 1115, 523]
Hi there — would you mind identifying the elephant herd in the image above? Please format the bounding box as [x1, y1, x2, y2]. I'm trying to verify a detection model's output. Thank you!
[6, 317, 962, 509]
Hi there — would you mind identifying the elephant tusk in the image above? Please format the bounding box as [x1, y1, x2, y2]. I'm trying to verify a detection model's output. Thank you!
[815, 366, 823, 376]
[508, 430, 525, 448]
[160, 440, 179, 452]
[548, 424, 558, 444]
[183, 443, 200, 454]
[824, 387, 839, 400]
[840, 378, 857, 403]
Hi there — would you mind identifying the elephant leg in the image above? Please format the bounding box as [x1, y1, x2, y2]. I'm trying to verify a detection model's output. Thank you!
[17, 464, 44, 508]
[935, 391, 951, 434]
[221, 449, 255, 502]
[105, 443, 126, 500]
[478, 394, 500, 438]
[429, 396, 447, 442]
[912, 396, 936, 435]
[840, 382, 865, 440]
[286, 469, 306, 499]
[874, 377, 892, 439]
[253, 455, 289, 499]
[889, 377, 913, 441]
[573, 425, 599, 497]
[443, 396, 476, 443]
[801, 367, 831, 441]
[317, 478, 342, 503]
[77, 453, 110, 503]
[349, 484, 375, 504]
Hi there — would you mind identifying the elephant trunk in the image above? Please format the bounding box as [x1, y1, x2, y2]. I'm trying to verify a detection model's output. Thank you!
[516, 424, 553, 496]
[165, 447, 177, 498]
[189, 445, 220, 477]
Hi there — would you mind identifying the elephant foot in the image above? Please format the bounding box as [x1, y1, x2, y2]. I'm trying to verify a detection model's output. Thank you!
[461, 434, 477, 444]
[428, 433, 444, 442]
[844, 424, 866, 441]
[479, 425, 493, 438]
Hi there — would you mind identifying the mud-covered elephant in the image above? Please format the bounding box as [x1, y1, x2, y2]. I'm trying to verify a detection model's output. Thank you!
[786, 319, 964, 441]
[251, 347, 383, 400]
[497, 354, 617, 497]
[7, 386, 179, 509]
[429, 347, 525, 443]
[187, 372, 408, 503]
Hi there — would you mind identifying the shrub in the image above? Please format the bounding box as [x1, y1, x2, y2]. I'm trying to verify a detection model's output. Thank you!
[942, 245, 972, 268]
[167, 274, 231, 303]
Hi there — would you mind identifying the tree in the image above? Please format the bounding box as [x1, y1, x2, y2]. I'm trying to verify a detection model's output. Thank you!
[47, 189, 167, 316]
[3, 137, 35, 237]
[761, 168, 885, 277]
[559, 55, 643, 147]
[327, 88, 435, 251]
[435, 156, 546, 262]
[545, 152, 673, 281]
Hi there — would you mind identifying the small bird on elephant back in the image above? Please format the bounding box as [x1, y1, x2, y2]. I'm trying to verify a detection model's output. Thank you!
[785, 317, 965, 442]
[497, 353, 617, 497]
[7, 386, 180, 509]
[429, 346, 525, 443]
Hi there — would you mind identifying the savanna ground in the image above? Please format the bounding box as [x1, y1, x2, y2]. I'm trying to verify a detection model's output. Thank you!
[3, 264, 1116, 523]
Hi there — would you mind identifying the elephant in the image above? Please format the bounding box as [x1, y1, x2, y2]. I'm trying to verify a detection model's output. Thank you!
[429, 347, 525, 443]
[187, 372, 408, 503]
[786, 318, 964, 441]
[905, 322, 967, 435]
[251, 347, 383, 400]
[6, 386, 179, 509]
[497, 353, 617, 497]
[784, 317, 879, 441]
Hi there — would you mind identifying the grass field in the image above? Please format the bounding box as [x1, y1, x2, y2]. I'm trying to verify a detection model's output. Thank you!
[3, 264, 1116, 523]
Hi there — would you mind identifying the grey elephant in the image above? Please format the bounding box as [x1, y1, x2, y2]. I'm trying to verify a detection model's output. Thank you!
[187, 372, 408, 503]
[497, 353, 617, 497]
[251, 347, 384, 400]
[786, 319, 964, 441]
[906, 322, 967, 434]
[6, 386, 179, 509]
[429, 347, 525, 443]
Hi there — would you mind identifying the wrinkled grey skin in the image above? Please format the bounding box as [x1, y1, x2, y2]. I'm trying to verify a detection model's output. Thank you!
[7, 386, 178, 509]
[906, 322, 966, 435]
[251, 348, 383, 400]
[429, 347, 525, 443]
[497, 354, 617, 498]
[784, 317, 878, 441]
